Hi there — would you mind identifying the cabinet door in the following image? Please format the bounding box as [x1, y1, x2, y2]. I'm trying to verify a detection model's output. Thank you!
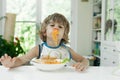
[101, 45, 119, 66]
[103, 0, 113, 41]
[113, 0, 120, 41]
[101, 52, 119, 66]
[103, 0, 120, 41]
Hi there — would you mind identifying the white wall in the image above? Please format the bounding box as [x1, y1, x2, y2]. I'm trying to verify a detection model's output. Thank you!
[0, 0, 2, 35]
[0, 0, 6, 35]
[77, 0, 93, 56]
[71, 0, 79, 52]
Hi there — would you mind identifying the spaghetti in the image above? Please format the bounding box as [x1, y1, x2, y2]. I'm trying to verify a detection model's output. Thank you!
[52, 28, 59, 45]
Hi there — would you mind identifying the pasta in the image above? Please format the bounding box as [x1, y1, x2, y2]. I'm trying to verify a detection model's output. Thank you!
[35, 55, 61, 64]
[52, 28, 59, 45]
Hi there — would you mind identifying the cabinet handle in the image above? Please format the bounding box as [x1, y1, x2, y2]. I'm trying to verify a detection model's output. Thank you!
[113, 49, 116, 52]
[109, 8, 114, 11]
[104, 47, 107, 49]
[112, 61, 116, 64]
[104, 58, 107, 60]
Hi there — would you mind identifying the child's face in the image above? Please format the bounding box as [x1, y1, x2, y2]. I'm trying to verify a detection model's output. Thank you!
[46, 21, 65, 41]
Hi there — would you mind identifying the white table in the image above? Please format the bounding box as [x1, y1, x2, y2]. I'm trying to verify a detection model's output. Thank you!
[0, 65, 120, 80]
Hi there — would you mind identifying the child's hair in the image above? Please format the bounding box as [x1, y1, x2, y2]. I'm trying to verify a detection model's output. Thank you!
[39, 13, 70, 44]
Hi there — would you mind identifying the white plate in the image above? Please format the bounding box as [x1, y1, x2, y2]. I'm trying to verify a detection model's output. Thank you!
[31, 60, 66, 71]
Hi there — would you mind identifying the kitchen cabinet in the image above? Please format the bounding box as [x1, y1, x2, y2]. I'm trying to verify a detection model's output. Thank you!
[100, 0, 120, 66]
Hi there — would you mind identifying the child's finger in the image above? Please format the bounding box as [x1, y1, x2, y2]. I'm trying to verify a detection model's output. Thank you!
[7, 56, 12, 61]
[72, 62, 80, 67]
[12, 57, 16, 63]
[1, 56, 5, 60]
[81, 67, 87, 71]
[75, 62, 82, 68]
[78, 66, 84, 71]
[4, 54, 9, 58]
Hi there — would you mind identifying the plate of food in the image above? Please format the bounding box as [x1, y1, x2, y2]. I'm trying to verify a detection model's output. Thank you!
[31, 56, 70, 71]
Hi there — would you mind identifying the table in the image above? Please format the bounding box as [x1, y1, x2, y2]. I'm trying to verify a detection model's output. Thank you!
[0, 65, 120, 80]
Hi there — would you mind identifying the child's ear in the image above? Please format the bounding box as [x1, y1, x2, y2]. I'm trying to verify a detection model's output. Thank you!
[62, 35, 65, 40]
[43, 29, 47, 36]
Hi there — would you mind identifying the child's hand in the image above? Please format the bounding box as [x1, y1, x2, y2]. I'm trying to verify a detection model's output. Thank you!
[0, 54, 16, 68]
[72, 62, 88, 72]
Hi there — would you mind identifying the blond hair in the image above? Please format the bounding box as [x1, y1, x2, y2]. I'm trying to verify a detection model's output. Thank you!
[39, 13, 70, 44]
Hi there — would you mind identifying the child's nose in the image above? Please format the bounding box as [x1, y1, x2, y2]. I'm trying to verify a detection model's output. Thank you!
[53, 27, 59, 30]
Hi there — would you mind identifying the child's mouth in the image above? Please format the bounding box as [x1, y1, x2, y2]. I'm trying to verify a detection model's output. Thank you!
[52, 28, 59, 45]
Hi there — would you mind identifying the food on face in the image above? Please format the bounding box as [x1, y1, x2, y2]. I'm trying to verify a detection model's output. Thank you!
[52, 28, 59, 45]
[35, 55, 61, 64]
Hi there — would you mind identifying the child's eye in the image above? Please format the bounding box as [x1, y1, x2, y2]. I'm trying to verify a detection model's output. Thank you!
[50, 25, 54, 27]
[59, 26, 63, 28]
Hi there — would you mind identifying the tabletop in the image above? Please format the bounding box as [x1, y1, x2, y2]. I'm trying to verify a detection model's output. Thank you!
[0, 65, 120, 80]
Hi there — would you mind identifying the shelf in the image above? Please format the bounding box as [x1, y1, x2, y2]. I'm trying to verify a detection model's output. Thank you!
[93, 54, 100, 58]
[93, 14, 101, 18]
[93, 40, 101, 42]
[92, 0, 102, 63]
[93, 28, 101, 31]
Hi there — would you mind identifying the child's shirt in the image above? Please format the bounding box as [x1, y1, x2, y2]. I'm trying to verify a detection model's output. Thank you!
[39, 42, 72, 60]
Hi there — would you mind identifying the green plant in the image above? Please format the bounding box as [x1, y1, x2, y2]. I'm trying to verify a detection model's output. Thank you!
[0, 35, 25, 58]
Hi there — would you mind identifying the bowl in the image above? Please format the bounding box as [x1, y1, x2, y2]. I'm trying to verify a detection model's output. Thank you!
[31, 59, 66, 71]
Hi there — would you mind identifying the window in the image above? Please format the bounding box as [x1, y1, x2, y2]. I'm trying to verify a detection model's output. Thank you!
[41, 0, 71, 22]
[6, 0, 37, 52]
[6, 0, 71, 52]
